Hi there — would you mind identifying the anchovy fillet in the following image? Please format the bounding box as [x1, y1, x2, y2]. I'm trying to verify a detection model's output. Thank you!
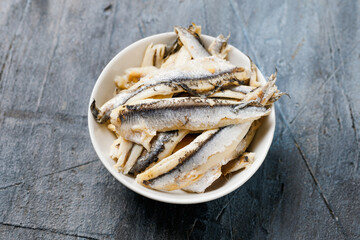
[111, 97, 270, 148]
[136, 123, 252, 191]
[249, 58, 261, 87]
[123, 144, 144, 174]
[182, 164, 222, 193]
[174, 26, 210, 58]
[113, 137, 133, 171]
[208, 34, 231, 59]
[226, 120, 261, 161]
[92, 60, 250, 123]
[161, 47, 192, 69]
[141, 43, 166, 68]
[129, 130, 189, 175]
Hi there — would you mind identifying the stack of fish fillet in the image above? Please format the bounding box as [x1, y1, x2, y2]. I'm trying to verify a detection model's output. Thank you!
[91, 24, 284, 192]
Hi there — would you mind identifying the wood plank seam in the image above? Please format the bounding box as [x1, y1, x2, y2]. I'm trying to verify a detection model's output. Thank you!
[0, 222, 105, 240]
[1, 109, 87, 125]
[0, 160, 97, 191]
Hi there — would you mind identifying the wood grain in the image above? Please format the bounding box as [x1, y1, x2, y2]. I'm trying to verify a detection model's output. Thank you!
[0, 0, 359, 239]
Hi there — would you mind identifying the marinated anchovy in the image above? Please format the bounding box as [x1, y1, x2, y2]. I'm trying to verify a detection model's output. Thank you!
[141, 43, 166, 68]
[209, 85, 257, 100]
[91, 58, 250, 123]
[111, 97, 270, 148]
[91, 23, 286, 193]
[181, 120, 261, 192]
[182, 164, 222, 193]
[161, 47, 192, 69]
[136, 123, 252, 191]
[114, 66, 158, 89]
[109, 138, 122, 161]
[129, 130, 189, 175]
[226, 120, 261, 161]
[222, 152, 256, 175]
[230, 85, 256, 94]
[123, 144, 144, 174]
[113, 137, 133, 171]
[174, 26, 210, 58]
[249, 58, 261, 87]
[209, 89, 246, 100]
[208, 34, 231, 59]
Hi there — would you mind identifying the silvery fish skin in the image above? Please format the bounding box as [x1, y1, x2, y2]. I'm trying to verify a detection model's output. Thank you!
[182, 120, 261, 193]
[91, 57, 250, 124]
[181, 119, 261, 192]
[226, 120, 261, 161]
[181, 81, 279, 192]
[174, 26, 210, 58]
[222, 152, 256, 175]
[136, 123, 252, 191]
[111, 97, 270, 149]
[209, 85, 257, 100]
[129, 130, 189, 175]
[230, 85, 256, 94]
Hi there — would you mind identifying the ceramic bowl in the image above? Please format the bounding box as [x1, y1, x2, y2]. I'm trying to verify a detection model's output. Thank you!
[88, 32, 275, 204]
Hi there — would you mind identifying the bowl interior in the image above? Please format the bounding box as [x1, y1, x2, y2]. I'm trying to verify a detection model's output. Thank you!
[88, 32, 275, 204]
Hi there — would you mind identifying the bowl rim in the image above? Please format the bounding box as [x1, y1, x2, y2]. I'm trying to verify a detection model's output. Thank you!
[88, 32, 275, 204]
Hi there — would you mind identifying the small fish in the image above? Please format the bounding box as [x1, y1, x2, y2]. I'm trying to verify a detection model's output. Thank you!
[136, 123, 252, 191]
[114, 66, 158, 89]
[249, 58, 261, 87]
[230, 85, 256, 94]
[109, 137, 122, 161]
[141, 43, 166, 68]
[91, 58, 250, 123]
[174, 26, 210, 58]
[222, 152, 256, 175]
[182, 164, 222, 193]
[208, 85, 257, 100]
[113, 137, 133, 171]
[208, 34, 231, 59]
[182, 119, 261, 191]
[163, 37, 182, 60]
[161, 47, 192, 69]
[129, 130, 189, 175]
[111, 97, 270, 148]
[123, 144, 145, 174]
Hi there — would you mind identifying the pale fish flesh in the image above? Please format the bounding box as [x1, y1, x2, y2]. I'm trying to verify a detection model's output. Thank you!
[129, 130, 189, 175]
[136, 123, 252, 191]
[222, 152, 256, 175]
[208, 34, 231, 59]
[174, 26, 210, 58]
[111, 97, 270, 149]
[91, 57, 250, 123]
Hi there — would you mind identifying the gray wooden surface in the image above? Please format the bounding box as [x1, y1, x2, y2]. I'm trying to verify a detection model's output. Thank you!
[0, 0, 359, 239]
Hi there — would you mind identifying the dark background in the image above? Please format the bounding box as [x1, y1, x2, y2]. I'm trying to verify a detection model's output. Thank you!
[0, 0, 359, 239]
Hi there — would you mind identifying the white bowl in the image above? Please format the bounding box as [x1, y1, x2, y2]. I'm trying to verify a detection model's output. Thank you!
[88, 32, 275, 204]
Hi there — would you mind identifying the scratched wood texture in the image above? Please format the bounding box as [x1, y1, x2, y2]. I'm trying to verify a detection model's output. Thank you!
[0, 0, 359, 239]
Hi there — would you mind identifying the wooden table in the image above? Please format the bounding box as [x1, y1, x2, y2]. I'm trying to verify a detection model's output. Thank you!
[1, 1, 359, 239]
